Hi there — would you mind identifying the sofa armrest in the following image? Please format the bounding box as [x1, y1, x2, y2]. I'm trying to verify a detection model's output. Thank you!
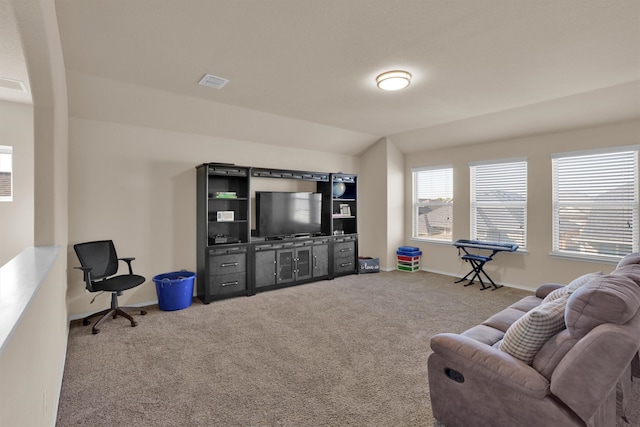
[535, 283, 565, 299]
[431, 333, 550, 399]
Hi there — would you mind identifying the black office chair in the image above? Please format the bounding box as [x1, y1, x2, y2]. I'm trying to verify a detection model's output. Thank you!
[73, 240, 147, 334]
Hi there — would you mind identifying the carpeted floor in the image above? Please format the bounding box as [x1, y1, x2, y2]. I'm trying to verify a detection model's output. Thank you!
[56, 271, 640, 426]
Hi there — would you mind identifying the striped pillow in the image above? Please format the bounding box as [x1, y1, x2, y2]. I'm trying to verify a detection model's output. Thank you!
[499, 294, 569, 364]
[542, 272, 602, 303]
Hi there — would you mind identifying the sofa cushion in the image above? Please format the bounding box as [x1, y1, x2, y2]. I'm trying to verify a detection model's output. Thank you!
[542, 272, 602, 303]
[509, 295, 543, 313]
[499, 294, 570, 364]
[461, 324, 505, 346]
[611, 264, 640, 287]
[565, 274, 640, 340]
[532, 329, 577, 380]
[616, 252, 640, 269]
[535, 283, 564, 299]
[482, 308, 529, 333]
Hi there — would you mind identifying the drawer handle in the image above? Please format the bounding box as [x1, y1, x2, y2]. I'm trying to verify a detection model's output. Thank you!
[221, 281, 239, 287]
[340, 262, 353, 267]
[221, 262, 239, 267]
[340, 248, 352, 252]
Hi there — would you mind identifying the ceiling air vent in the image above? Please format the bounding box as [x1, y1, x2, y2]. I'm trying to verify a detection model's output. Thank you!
[198, 74, 229, 89]
[0, 77, 26, 92]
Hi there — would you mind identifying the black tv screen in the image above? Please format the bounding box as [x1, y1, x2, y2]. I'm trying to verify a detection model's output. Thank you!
[256, 192, 322, 238]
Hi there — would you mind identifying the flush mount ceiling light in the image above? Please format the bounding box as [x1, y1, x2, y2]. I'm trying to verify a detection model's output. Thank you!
[376, 70, 411, 91]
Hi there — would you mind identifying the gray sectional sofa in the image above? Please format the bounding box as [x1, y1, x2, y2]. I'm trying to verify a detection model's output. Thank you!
[428, 253, 640, 427]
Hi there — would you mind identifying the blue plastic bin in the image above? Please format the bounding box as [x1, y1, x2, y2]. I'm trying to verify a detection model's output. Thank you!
[153, 270, 196, 311]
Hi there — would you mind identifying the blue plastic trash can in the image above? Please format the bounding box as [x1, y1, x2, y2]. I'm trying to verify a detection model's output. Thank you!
[152, 270, 196, 311]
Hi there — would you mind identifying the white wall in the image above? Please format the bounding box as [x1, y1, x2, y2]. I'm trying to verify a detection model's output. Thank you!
[67, 117, 359, 316]
[359, 137, 405, 270]
[401, 119, 640, 290]
[385, 139, 404, 268]
[359, 138, 387, 264]
[1, 1, 70, 425]
[0, 101, 34, 266]
[0, 248, 66, 427]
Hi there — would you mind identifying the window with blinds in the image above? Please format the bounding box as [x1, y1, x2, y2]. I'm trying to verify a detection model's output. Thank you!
[412, 166, 453, 241]
[552, 147, 639, 261]
[470, 159, 527, 249]
[0, 145, 12, 202]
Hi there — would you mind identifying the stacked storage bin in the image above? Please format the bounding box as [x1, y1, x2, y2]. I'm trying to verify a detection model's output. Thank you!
[397, 246, 421, 272]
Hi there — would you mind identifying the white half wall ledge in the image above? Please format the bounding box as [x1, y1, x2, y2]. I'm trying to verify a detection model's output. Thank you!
[0, 246, 60, 354]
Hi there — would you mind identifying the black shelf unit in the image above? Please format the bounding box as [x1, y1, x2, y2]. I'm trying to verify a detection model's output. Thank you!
[197, 163, 251, 303]
[319, 173, 358, 276]
[320, 173, 358, 237]
[197, 163, 358, 303]
[203, 164, 250, 244]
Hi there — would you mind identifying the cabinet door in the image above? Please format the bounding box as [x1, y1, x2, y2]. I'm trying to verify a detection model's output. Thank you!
[295, 247, 312, 281]
[312, 244, 329, 278]
[277, 249, 295, 284]
[255, 250, 277, 288]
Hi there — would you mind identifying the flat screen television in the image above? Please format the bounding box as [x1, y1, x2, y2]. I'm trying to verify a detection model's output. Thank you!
[256, 192, 322, 238]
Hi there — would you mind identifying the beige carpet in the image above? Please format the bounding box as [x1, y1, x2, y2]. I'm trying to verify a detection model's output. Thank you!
[56, 271, 640, 426]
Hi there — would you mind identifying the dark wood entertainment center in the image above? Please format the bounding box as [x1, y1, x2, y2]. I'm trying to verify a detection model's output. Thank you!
[196, 163, 358, 304]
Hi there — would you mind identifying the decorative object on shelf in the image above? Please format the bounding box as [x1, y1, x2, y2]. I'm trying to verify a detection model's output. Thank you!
[215, 191, 237, 199]
[216, 211, 235, 222]
[333, 182, 346, 198]
[340, 204, 351, 216]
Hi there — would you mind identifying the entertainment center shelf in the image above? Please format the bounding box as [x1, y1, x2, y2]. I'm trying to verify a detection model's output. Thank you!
[196, 163, 358, 304]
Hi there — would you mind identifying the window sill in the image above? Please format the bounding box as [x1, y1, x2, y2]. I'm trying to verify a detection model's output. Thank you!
[549, 251, 620, 265]
[410, 237, 452, 246]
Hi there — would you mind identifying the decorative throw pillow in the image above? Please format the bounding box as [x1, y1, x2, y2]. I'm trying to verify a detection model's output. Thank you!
[499, 294, 570, 364]
[542, 272, 602, 303]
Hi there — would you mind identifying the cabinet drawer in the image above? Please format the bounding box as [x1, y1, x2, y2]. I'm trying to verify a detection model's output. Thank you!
[334, 257, 355, 274]
[209, 253, 246, 275]
[209, 273, 247, 295]
[334, 237, 356, 274]
[334, 241, 355, 256]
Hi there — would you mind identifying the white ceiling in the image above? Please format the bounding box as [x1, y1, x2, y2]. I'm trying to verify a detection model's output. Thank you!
[4, 1, 640, 154]
[0, 0, 31, 104]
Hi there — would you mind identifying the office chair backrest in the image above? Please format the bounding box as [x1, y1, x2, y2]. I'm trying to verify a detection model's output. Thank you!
[74, 240, 119, 281]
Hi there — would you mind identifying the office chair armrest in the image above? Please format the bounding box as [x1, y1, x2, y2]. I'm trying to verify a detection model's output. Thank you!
[118, 257, 136, 275]
[74, 266, 96, 292]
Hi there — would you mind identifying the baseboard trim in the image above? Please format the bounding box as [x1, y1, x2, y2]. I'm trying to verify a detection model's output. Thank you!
[68, 300, 159, 322]
[419, 267, 534, 292]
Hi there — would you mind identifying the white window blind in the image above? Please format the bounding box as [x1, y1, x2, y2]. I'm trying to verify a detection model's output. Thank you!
[0, 145, 12, 202]
[470, 159, 527, 248]
[552, 147, 639, 260]
[412, 167, 453, 241]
